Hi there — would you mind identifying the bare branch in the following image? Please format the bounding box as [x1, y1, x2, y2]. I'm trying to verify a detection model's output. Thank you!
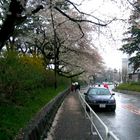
[66, 0, 105, 23]
[126, 0, 140, 12]
[58, 70, 85, 78]
[54, 6, 108, 26]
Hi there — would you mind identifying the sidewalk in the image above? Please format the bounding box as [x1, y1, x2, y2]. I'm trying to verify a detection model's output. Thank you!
[45, 91, 100, 140]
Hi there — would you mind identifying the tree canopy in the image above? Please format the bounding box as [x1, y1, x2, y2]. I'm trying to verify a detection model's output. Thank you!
[120, 0, 140, 73]
[0, 0, 105, 80]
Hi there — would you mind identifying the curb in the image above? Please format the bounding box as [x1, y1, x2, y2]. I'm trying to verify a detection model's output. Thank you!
[114, 89, 140, 95]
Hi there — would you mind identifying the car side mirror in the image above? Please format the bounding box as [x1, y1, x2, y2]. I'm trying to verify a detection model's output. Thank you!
[112, 93, 115, 95]
[84, 93, 87, 95]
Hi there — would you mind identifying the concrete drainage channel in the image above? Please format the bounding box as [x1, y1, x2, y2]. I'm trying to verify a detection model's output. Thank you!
[78, 90, 119, 140]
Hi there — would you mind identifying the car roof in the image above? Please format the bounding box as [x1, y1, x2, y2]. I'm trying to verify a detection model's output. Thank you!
[88, 87, 110, 92]
[89, 86, 108, 89]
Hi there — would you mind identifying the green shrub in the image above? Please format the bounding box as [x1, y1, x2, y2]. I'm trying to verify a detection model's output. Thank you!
[116, 82, 140, 92]
[0, 51, 71, 140]
[0, 52, 43, 99]
[0, 51, 24, 99]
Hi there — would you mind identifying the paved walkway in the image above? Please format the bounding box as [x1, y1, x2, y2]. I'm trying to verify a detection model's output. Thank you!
[45, 91, 100, 140]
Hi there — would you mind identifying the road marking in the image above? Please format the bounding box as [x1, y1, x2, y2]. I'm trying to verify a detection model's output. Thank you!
[121, 104, 140, 115]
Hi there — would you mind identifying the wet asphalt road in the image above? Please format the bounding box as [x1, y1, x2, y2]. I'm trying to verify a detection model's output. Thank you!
[88, 85, 140, 140]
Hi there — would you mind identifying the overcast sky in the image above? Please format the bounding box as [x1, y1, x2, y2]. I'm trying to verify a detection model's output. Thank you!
[72, 0, 132, 70]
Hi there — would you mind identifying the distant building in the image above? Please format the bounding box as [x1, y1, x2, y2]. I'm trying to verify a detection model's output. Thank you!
[128, 68, 140, 82]
[122, 58, 128, 70]
[122, 57, 140, 82]
[122, 58, 129, 82]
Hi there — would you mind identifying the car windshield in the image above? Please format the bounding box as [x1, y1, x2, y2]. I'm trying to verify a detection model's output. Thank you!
[88, 88, 110, 95]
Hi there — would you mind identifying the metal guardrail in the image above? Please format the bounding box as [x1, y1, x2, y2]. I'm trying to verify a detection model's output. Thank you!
[78, 90, 119, 140]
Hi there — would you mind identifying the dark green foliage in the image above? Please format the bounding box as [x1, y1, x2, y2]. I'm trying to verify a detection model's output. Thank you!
[0, 51, 44, 101]
[120, 26, 140, 72]
[0, 86, 69, 140]
[0, 51, 23, 100]
[121, 26, 140, 54]
[129, 54, 140, 72]
[0, 51, 70, 103]
[0, 51, 70, 139]
[120, 2, 140, 72]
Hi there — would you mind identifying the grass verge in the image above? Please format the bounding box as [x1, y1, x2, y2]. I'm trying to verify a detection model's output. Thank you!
[0, 85, 68, 140]
[116, 82, 140, 92]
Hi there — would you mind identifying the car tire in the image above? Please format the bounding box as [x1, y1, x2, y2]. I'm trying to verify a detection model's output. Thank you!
[111, 109, 115, 112]
[111, 107, 116, 112]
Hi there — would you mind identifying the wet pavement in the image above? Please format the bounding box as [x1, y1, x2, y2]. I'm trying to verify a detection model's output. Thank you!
[96, 91, 140, 140]
[45, 91, 100, 140]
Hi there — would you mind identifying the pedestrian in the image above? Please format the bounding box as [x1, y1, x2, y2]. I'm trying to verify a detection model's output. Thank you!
[103, 83, 109, 89]
[75, 82, 80, 91]
[76, 83, 80, 90]
[71, 82, 75, 92]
